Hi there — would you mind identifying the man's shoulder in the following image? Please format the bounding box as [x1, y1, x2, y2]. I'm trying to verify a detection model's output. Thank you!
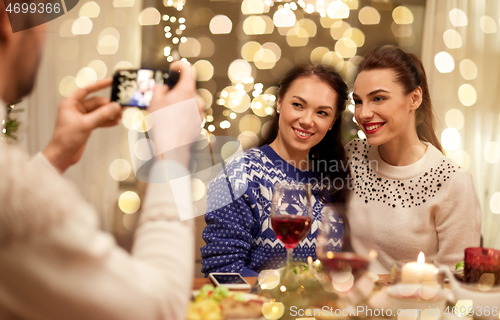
[0, 145, 89, 244]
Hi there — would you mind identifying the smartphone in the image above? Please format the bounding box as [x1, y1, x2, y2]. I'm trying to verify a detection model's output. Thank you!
[208, 273, 252, 290]
[110, 68, 179, 108]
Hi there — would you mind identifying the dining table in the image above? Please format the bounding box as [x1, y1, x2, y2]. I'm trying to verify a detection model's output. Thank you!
[189, 274, 470, 320]
[192, 274, 393, 291]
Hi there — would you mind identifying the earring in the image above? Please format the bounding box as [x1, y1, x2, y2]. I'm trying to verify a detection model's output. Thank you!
[276, 109, 280, 114]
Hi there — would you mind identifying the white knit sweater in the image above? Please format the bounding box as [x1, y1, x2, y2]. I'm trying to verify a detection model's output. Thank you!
[346, 139, 481, 274]
[0, 103, 195, 320]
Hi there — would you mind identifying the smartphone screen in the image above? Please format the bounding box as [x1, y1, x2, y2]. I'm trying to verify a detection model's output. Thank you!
[111, 69, 177, 108]
[211, 274, 247, 285]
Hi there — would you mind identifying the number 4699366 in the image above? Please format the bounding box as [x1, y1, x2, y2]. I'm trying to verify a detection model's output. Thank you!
[6, 2, 61, 14]
[444, 305, 499, 317]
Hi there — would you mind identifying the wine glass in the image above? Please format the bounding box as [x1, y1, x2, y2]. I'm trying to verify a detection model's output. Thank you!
[270, 181, 313, 276]
[316, 204, 373, 296]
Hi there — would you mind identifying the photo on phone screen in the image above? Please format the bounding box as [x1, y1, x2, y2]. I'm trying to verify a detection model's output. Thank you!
[111, 69, 177, 108]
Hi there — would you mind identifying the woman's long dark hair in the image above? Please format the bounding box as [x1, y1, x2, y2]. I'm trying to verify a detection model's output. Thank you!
[261, 64, 350, 203]
[357, 45, 443, 153]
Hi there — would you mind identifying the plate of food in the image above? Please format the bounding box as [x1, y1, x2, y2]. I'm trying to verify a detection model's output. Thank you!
[187, 284, 267, 320]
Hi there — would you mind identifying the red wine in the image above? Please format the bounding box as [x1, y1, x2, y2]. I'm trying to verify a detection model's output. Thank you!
[319, 252, 369, 279]
[271, 215, 311, 249]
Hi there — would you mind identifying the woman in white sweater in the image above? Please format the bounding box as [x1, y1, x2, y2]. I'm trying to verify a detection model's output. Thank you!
[347, 46, 482, 273]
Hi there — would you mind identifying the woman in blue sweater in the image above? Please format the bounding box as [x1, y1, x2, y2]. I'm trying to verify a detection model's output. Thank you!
[201, 65, 351, 277]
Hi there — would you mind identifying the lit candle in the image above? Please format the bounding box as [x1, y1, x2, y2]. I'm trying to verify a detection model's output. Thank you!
[401, 252, 438, 285]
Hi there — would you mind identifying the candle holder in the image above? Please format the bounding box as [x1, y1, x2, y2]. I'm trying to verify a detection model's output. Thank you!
[387, 284, 447, 320]
[390, 260, 412, 284]
[464, 247, 500, 285]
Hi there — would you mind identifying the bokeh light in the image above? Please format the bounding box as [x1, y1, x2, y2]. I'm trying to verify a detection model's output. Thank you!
[138, 7, 161, 25]
[72, 17, 93, 35]
[191, 179, 206, 201]
[310, 46, 329, 64]
[118, 191, 141, 214]
[113, 61, 135, 72]
[193, 60, 214, 81]
[458, 84, 477, 107]
[286, 27, 309, 47]
[322, 51, 343, 71]
[441, 128, 461, 150]
[261, 302, 285, 320]
[392, 6, 413, 24]
[76, 67, 97, 88]
[221, 141, 240, 161]
[392, 23, 413, 38]
[480, 16, 497, 34]
[243, 15, 274, 35]
[242, 41, 262, 61]
[228, 60, 253, 83]
[197, 88, 213, 109]
[79, 1, 100, 18]
[459, 59, 478, 80]
[198, 37, 215, 57]
[109, 159, 131, 181]
[179, 38, 201, 57]
[59, 76, 78, 97]
[327, 1, 350, 19]
[122, 108, 151, 131]
[434, 51, 455, 73]
[239, 114, 262, 134]
[443, 29, 462, 49]
[98, 27, 120, 55]
[358, 6, 380, 25]
[297, 18, 317, 37]
[134, 138, 155, 161]
[335, 38, 357, 58]
[113, 0, 134, 7]
[241, 0, 268, 15]
[330, 21, 351, 40]
[87, 60, 107, 80]
[490, 192, 500, 214]
[238, 131, 259, 150]
[273, 7, 296, 27]
[254, 42, 281, 69]
[344, 27, 365, 47]
[445, 109, 464, 130]
[210, 15, 233, 34]
[449, 9, 468, 27]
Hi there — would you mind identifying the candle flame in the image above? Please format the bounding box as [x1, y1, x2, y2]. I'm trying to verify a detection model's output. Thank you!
[417, 251, 425, 264]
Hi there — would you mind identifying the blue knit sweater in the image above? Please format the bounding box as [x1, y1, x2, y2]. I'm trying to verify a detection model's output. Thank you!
[200, 145, 344, 277]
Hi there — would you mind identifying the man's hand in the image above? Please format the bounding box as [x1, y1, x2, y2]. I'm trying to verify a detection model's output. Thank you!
[43, 78, 122, 173]
[147, 61, 206, 167]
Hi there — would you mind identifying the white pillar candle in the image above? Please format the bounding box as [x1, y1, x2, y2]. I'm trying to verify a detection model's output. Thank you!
[401, 252, 438, 285]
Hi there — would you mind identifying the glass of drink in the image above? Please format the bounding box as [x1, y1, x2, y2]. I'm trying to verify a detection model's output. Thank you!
[464, 247, 500, 285]
[270, 181, 313, 276]
[316, 205, 371, 293]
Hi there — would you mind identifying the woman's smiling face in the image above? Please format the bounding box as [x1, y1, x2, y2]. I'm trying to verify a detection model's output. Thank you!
[353, 68, 421, 146]
[276, 76, 337, 155]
